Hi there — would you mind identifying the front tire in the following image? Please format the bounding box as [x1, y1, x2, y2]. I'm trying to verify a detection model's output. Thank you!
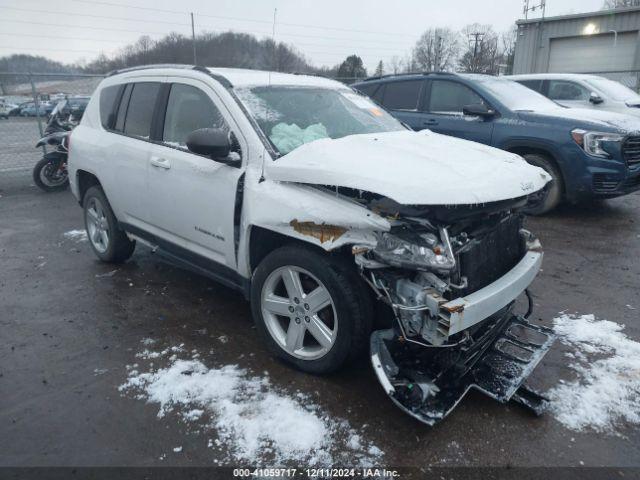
[523, 153, 563, 215]
[251, 245, 372, 374]
[33, 157, 69, 192]
[83, 186, 135, 263]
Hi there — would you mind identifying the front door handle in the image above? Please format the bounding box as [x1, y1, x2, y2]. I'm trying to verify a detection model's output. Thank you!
[423, 119, 439, 126]
[150, 156, 171, 169]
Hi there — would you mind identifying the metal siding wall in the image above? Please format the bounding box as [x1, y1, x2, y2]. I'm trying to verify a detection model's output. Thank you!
[514, 10, 640, 73]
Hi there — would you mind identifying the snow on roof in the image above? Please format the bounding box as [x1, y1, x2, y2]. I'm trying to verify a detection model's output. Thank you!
[507, 73, 602, 80]
[206, 67, 345, 89]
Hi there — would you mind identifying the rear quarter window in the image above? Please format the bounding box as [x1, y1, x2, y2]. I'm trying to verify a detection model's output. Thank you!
[516, 79, 543, 93]
[99, 85, 120, 129]
[353, 83, 379, 98]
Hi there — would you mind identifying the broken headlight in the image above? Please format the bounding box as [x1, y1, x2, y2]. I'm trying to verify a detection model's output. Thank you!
[372, 229, 455, 271]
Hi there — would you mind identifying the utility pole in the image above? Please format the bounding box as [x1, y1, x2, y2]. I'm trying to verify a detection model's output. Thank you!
[191, 12, 197, 65]
[433, 30, 442, 72]
[468, 31, 485, 72]
[523, 0, 546, 71]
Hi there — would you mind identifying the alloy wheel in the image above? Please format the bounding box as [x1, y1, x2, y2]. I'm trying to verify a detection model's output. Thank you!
[85, 197, 110, 254]
[260, 266, 338, 360]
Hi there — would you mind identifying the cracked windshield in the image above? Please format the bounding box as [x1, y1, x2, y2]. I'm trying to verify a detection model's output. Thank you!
[235, 86, 404, 155]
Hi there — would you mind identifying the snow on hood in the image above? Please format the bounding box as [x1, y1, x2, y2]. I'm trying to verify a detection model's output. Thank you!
[266, 130, 550, 205]
[521, 107, 640, 133]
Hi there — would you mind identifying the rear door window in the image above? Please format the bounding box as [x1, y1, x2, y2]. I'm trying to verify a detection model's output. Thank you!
[122, 82, 161, 139]
[427, 80, 484, 114]
[547, 80, 590, 101]
[381, 80, 423, 110]
[162, 83, 228, 148]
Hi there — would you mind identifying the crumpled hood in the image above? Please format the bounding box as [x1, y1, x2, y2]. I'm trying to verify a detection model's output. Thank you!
[266, 130, 550, 205]
[518, 107, 640, 133]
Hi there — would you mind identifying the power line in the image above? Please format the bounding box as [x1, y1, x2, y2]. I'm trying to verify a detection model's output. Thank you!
[0, 45, 106, 54]
[0, 6, 190, 27]
[0, 28, 405, 54]
[70, 0, 417, 38]
[0, 18, 177, 36]
[0, 13, 412, 48]
[0, 43, 374, 58]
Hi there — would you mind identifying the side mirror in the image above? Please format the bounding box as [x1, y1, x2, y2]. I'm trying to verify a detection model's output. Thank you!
[185, 128, 240, 167]
[462, 103, 495, 118]
[589, 92, 604, 104]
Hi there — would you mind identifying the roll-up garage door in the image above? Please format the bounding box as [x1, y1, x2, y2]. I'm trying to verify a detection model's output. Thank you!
[548, 31, 638, 72]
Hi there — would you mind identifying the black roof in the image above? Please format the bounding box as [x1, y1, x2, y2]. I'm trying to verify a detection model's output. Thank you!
[356, 71, 458, 83]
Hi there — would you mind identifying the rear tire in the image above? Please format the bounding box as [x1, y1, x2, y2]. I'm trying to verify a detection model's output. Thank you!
[251, 245, 372, 374]
[83, 186, 135, 263]
[523, 153, 563, 215]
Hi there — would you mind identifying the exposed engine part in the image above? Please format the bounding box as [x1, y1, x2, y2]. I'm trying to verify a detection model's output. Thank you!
[357, 212, 539, 349]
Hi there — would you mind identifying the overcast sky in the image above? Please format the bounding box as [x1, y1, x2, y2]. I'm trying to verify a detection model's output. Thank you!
[0, 0, 605, 70]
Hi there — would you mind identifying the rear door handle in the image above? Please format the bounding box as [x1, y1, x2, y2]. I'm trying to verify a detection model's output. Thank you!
[150, 156, 171, 169]
[423, 119, 439, 126]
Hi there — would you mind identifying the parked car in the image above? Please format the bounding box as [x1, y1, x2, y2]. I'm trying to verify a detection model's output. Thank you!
[9, 102, 27, 116]
[509, 73, 640, 117]
[0, 103, 10, 119]
[66, 96, 90, 119]
[20, 101, 53, 117]
[69, 65, 555, 425]
[353, 73, 640, 213]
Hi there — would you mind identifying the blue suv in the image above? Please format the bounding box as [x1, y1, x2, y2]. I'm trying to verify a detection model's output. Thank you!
[353, 73, 640, 213]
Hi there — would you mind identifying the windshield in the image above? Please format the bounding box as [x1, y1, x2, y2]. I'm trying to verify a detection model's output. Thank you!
[478, 78, 559, 111]
[583, 77, 640, 102]
[235, 86, 405, 155]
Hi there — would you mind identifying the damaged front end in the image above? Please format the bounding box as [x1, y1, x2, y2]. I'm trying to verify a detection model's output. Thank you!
[354, 196, 555, 425]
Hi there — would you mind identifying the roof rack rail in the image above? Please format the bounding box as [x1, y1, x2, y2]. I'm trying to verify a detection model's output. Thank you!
[106, 63, 233, 88]
[359, 71, 457, 82]
[107, 63, 194, 77]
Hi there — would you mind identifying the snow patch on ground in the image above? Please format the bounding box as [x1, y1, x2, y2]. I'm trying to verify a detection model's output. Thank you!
[63, 229, 88, 242]
[547, 313, 640, 434]
[119, 346, 383, 465]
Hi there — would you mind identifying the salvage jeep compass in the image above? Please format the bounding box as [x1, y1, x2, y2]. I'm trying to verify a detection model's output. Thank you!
[69, 65, 555, 425]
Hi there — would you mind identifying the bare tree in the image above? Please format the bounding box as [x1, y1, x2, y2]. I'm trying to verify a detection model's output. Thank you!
[388, 55, 402, 74]
[374, 60, 384, 76]
[500, 25, 518, 75]
[459, 24, 501, 74]
[412, 28, 460, 72]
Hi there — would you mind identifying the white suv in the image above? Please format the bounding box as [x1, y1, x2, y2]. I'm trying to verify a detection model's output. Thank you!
[69, 65, 554, 424]
[509, 73, 640, 117]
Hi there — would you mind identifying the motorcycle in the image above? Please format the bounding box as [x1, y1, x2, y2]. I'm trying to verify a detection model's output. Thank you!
[33, 99, 77, 192]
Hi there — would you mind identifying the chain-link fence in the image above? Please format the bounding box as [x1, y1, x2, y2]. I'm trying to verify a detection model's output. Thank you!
[0, 72, 105, 190]
[585, 70, 640, 92]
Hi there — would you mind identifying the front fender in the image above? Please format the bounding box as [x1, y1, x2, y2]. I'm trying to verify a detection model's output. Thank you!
[236, 177, 390, 277]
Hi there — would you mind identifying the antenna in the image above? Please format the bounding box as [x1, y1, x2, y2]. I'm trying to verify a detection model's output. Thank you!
[261, 7, 277, 182]
[268, 8, 277, 85]
[523, 0, 546, 20]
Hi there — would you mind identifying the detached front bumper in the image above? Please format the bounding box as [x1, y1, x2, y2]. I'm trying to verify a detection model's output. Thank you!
[441, 250, 543, 336]
[370, 313, 555, 426]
